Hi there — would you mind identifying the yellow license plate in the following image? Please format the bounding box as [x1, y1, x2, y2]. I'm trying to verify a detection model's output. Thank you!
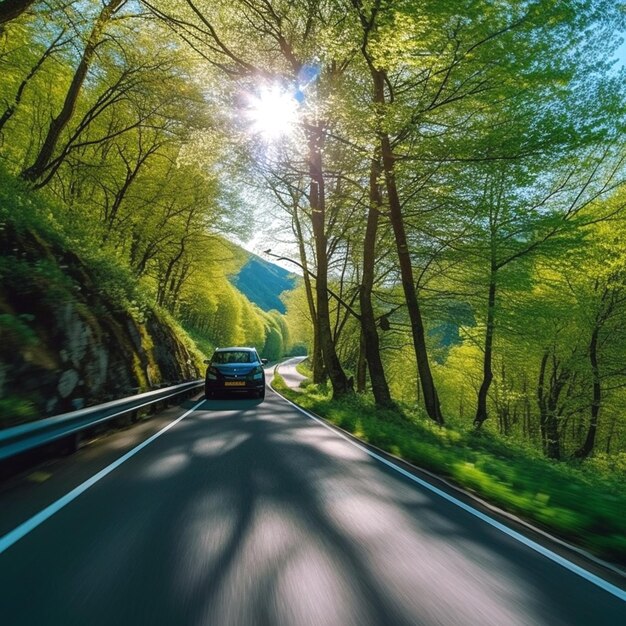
[224, 381, 246, 387]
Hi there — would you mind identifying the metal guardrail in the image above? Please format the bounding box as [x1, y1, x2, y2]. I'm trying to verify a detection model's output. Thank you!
[0, 380, 204, 461]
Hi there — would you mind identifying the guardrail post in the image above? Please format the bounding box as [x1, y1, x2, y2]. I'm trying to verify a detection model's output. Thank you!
[63, 432, 81, 456]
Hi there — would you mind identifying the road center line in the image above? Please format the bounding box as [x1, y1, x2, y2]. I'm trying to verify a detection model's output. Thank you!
[0, 399, 205, 556]
[272, 385, 626, 603]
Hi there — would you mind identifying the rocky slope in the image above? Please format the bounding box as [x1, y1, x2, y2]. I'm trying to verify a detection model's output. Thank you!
[0, 222, 203, 428]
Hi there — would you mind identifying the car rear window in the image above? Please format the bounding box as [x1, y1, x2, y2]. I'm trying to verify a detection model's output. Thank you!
[212, 351, 254, 364]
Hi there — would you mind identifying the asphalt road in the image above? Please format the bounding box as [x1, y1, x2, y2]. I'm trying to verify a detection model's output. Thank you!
[0, 379, 624, 625]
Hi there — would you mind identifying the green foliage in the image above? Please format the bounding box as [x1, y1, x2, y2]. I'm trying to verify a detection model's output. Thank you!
[0, 313, 37, 345]
[262, 326, 283, 361]
[281, 283, 312, 353]
[0, 166, 63, 244]
[287, 342, 308, 356]
[184, 326, 215, 360]
[154, 307, 206, 373]
[295, 359, 312, 378]
[0, 396, 36, 428]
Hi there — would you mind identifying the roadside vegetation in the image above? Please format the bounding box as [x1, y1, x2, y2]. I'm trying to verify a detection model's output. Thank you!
[108, 0, 626, 469]
[274, 369, 626, 565]
[0, 151, 297, 422]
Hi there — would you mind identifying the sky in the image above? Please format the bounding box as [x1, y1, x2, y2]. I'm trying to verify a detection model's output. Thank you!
[615, 39, 626, 68]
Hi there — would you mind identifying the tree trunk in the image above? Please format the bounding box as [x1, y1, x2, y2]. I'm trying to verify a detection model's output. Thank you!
[574, 325, 601, 459]
[293, 203, 325, 383]
[356, 328, 367, 393]
[0, 0, 35, 25]
[605, 413, 617, 454]
[380, 130, 442, 423]
[310, 325, 324, 384]
[21, 0, 124, 182]
[307, 123, 352, 398]
[103, 146, 156, 240]
[353, 0, 441, 422]
[474, 273, 497, 427]
[359, 152, 394, 407]
[537, 350, 548, 447]
[537, 350, 563, 460]
[522, 377, 531, 440]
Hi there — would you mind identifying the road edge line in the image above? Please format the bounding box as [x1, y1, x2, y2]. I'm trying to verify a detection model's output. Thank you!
[270, 372, 626, 602]
[0, 399, 205, 556]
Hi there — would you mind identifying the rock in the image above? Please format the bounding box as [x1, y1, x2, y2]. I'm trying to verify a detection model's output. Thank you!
[85, 345, 108, 393]
[0, 223, 202, 422]
[60, 303, 92, 368]
[46, 397, 58, 414]
[58, 369, 79, 398]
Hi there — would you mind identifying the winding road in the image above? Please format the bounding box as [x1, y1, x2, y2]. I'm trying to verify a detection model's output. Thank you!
[0, 360, 624, 625]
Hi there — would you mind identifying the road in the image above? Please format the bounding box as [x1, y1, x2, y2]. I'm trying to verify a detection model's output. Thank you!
[275, 356, 307, 391]
[0, 372, 624, 625]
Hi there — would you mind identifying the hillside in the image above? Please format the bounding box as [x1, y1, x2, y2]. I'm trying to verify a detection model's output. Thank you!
[0, 171, 204, 427]
[230, 255, 297, 314]
[0, 219, 204, 428]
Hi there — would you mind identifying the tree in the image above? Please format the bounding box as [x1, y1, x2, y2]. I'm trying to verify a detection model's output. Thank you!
[447, 144, 626, 431]
[354, 149, 394, 406]
[563, 219, 626, 459]
[0, 0, 36, 26]
[350, 0, 625, 426]
[351, 0, 445, 422]
[0, 30, 68, 134]
[21, 0, 127, 182]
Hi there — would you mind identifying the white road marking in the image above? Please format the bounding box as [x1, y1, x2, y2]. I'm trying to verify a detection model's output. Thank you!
[0, 399, 205, 556]
[272, 385, 626, 602]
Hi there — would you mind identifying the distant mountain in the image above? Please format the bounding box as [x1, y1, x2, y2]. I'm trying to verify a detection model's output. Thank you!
[230, 255, 297, 313]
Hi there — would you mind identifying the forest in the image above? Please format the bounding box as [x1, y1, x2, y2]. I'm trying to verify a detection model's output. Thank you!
[1, 0, 626, 472]
[0, 0, 307, 384]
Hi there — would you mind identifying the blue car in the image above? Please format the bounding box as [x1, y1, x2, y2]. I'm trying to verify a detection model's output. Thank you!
[204, 347, 267, 400]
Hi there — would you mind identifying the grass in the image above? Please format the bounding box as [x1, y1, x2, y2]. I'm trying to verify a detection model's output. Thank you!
[272, 373, 626, 566]
[295, 359, 312, 378]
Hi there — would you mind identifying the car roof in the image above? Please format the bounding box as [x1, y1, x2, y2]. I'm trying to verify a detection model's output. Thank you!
[214, 347, 256, 352]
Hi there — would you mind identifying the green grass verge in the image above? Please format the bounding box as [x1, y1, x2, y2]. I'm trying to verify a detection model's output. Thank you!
[272, 373, 626, 565]
[295, 359, 312, 378]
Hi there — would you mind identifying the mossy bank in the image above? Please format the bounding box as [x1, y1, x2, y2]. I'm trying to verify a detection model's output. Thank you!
[0, 174, 204, 428]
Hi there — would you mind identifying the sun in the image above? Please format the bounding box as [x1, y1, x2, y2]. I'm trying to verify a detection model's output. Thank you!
[246, 85, 299, 141]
